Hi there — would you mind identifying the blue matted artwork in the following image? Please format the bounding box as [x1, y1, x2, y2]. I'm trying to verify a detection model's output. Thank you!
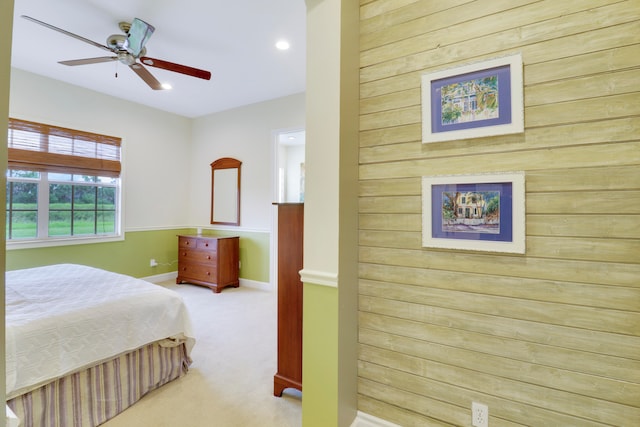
[431, 64, 512, 134]
[422, 172, 525, 253]
[421, 54, 524, 144]
[431, 182, 513, 242]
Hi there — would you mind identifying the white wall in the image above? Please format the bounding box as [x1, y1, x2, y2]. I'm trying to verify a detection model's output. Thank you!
[189, 92, 305, 230]
[285, 144, 305, 202]
[9, 69, 305, 232]
[9, 68, 193, 230]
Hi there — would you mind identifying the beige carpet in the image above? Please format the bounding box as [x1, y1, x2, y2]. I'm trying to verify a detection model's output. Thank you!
[102, 281, 302, 427]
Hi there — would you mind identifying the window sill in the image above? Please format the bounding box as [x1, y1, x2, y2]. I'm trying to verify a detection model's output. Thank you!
[6, 234, 124, 250]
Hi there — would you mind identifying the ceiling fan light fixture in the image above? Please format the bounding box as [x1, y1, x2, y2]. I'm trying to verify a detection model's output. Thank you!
[275, 40, 290, 50]
[118, 52, 136, 65]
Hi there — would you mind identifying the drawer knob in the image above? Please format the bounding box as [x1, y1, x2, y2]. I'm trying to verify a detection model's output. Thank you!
[205, 243, 209, 247]
[206, 255, 211, 260]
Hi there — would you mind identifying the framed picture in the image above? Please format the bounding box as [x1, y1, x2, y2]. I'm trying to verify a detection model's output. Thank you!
[422, 53, 524, 143]
[422, 172, 525, 253]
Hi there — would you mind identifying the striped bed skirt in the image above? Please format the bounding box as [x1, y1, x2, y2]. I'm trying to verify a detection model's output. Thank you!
[7, 341, 191, 427]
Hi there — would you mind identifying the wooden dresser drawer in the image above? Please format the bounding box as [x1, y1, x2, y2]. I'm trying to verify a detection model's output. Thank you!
[179, 248, 217, 263]
[179, 263, 217, 282]
[178, 236, 198, 249]
[197, 238, 217, 250]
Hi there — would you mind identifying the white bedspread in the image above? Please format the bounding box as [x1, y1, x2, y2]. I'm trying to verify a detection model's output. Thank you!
[5, 264, 195, 399]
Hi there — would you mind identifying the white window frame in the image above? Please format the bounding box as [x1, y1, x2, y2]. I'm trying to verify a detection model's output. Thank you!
[6, 171, 123, 250]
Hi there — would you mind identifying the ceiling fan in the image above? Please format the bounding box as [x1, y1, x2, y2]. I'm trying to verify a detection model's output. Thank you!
[22, 15, 212, 90]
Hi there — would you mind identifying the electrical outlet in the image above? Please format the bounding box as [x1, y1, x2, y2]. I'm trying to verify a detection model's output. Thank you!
[150, 258, 158, 267]
[472, 402, 488, 427]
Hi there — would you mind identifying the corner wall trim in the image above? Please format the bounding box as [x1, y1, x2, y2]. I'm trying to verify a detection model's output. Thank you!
[350, 411, 402, 427]
[299, 269, 338, 288]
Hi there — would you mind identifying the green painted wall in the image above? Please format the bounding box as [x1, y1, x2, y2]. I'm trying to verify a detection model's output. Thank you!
[6, 228, 271, 283]
[199, 229, 271, 283]
[302, 283, 339, 427]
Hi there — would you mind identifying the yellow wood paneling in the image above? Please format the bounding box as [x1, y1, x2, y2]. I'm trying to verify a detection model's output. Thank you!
[359, 118, 640, 166]
[359, 141, 640, 180]
[359, 394, 457, 427]
[361, 0, 624, 68]
[360, 0, 422, 21]
[358, 267, 640, 329]
[357, 1, 640, 425]
[361, 0, 543, 51]
[359, 347, 639, 426]
[361, 20, 639, 85]
[528, 214, 640, 239]
[525, 44, 640, 85]
[359, 246, 640, 288]
[359, 324, 640, 384]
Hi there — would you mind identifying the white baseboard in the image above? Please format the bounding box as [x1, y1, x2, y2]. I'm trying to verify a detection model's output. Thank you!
[143, 271, 178, 283]
[142, 272, 272, 293]
[239, 278, 272, 292]
[350, 411, 402, 427]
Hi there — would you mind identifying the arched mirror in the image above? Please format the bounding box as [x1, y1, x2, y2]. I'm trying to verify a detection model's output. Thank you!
[211, 157, 241, 225]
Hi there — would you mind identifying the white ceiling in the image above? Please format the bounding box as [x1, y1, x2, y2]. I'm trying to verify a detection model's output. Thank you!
[11, 0, 306, 118]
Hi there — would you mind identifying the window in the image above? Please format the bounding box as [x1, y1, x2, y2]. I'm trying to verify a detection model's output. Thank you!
[6, 118, 122, 245]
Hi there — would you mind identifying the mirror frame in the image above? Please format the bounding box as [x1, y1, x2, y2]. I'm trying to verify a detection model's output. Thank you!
[210, 157, 242, 226]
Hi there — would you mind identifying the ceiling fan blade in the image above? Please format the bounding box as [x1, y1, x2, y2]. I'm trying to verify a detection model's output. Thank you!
[140, 57, 211, 80]
[22, 15, 113, 53]
[59, 57, 118, 66]
[129, 63, 164, 90]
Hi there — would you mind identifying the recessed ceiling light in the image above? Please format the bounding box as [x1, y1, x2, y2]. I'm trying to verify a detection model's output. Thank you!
[276, 40, 290, 50]
[161, 83, 173, 90]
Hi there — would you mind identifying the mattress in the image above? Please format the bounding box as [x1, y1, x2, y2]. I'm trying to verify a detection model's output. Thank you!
[5, 264, 195, 400]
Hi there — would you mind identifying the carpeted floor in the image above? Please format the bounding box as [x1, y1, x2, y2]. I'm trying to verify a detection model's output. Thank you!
[101, 281, 302, 427]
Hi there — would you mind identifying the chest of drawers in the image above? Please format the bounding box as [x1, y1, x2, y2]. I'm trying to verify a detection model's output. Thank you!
[176, 235, 240, 293]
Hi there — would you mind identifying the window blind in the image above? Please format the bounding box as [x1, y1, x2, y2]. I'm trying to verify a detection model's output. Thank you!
[8, 118, 121, 177]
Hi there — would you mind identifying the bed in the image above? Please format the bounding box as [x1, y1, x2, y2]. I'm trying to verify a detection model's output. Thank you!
[5, 264, 195, 427]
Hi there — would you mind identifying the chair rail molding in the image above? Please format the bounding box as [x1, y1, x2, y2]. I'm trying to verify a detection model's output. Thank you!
[299, 268, 338, 288]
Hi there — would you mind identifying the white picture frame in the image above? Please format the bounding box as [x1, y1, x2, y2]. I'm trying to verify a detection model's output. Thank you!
[422, 53, 524, 144]
[422, 171, 526, 254]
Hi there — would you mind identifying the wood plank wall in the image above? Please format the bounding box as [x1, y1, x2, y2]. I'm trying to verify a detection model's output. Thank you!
[357, 0, 640, 425]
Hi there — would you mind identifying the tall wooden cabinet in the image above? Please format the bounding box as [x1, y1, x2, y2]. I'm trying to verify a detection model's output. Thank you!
[176, 235, 239, 293]
[273, 203, 303, 396]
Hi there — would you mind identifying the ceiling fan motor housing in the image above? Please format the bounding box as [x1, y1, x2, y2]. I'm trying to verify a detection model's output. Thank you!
[107, 34, 127, 50]
[107, 33, 147, 58]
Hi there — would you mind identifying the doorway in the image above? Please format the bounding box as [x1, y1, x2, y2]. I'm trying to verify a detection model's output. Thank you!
[275, 129, 306, 203]
[270, 129, 305, 288]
